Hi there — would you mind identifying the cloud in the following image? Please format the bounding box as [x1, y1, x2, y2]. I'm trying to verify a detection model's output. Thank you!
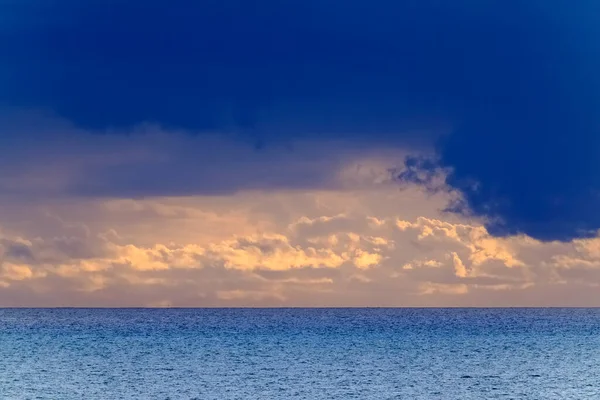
[5, 1, 600, 239]
[451, 253, 468, 278]
[4, 0, 600, 303]
[0, 113, 418, 198]
[1, 189, 600, 307]
[0, 146, 594, 307]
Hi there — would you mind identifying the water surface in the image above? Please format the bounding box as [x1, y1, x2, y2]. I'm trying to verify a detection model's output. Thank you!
[0, 308, 598, 399]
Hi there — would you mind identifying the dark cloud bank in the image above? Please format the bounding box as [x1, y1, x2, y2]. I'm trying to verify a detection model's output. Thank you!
[3, 0, 600, 241]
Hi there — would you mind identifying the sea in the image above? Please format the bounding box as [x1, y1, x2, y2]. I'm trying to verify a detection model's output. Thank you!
[0, 308, 598, 399]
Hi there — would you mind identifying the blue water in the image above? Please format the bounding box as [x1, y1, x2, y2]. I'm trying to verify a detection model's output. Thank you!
[0, 309, 599, 399]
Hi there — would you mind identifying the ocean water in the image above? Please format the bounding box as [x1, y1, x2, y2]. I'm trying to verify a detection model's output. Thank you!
[0, 309, 599, 399]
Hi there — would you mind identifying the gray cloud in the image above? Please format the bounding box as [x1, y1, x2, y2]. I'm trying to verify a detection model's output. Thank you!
[0, 113, 419, 198]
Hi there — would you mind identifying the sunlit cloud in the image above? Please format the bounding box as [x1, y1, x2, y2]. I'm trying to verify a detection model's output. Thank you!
[1, 175, 600, 306]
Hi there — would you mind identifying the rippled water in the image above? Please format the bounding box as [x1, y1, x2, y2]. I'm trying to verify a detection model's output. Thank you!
[1, 308, 599, 399]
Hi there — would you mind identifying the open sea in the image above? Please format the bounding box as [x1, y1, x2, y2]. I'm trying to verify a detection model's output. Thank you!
[0, 308, 599, 399]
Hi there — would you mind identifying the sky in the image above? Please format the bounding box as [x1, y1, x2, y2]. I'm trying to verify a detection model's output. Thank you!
[1, 1, 600, 306]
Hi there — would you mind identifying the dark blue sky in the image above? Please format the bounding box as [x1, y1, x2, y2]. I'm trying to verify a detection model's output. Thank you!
[3, 0, 600, 241]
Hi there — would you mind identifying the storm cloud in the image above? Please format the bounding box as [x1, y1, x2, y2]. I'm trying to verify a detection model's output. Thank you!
[3, 0, 600, 240]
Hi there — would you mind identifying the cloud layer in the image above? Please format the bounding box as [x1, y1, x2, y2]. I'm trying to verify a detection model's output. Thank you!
[4, 1, 600, 240]
[0, 113, 416, 198]
[1, 172, 600, 307]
